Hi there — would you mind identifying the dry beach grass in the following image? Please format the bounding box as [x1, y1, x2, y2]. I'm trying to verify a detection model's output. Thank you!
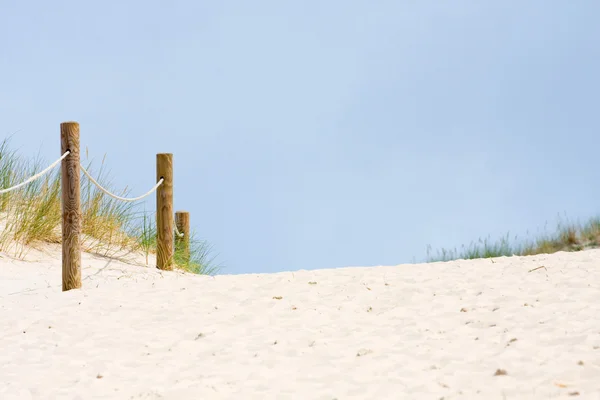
[0, 138, 219, 274]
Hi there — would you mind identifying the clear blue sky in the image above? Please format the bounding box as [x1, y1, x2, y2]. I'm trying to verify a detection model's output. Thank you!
[1, 1, 599, 274]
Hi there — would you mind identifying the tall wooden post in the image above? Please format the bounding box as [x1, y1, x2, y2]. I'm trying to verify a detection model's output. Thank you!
[175, 211, 190, 264]
[156, 153, 174, 270]
[61, 122, 82, 291]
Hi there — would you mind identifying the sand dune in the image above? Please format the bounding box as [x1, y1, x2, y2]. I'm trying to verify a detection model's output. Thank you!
[1, 245, 599, 399]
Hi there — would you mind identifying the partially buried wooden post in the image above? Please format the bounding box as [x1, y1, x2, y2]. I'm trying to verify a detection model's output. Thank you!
[156, 153, 174, 270]
[175, 211, 190, 264]
[61, 121, 82, 291]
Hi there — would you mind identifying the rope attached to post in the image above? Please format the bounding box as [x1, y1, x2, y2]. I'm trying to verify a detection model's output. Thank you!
[0, 151, 70, 194]
[80, 162, 184, 236]
[0, 152, 184, 238]
[80, 164, 164, 202]
[0, 137, 187, 274]
[174, 222, 184, 238]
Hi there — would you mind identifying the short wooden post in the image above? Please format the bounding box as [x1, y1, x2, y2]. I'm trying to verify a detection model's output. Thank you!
[156, 153, 174, 270]
[175, 211, 190, 264]
[61, 122, 82, 291]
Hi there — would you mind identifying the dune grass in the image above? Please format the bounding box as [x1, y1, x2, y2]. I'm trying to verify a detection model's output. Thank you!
[426, 216, 600, 262]
[0, 138, 220, 274]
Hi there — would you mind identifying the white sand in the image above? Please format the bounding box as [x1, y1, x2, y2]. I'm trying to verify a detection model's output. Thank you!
[1, 246, 599, 399]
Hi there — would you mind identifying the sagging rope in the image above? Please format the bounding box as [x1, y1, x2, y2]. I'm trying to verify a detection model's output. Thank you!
[80, 164, 164, 202]
[0, 151, 71, 194]
[81, 165, 184, 237]
[0, 150, 185, 238]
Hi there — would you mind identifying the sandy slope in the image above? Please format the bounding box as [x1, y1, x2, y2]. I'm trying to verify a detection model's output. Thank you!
[1, 245, 599, 399]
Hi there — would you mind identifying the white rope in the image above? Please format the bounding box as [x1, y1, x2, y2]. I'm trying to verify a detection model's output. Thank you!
[81, 164, 184, 236]
[80, 164, 163, 202]
[174, 222, 184, 238]
[0, 152, 185, 237]
[0, 151, 70, 194]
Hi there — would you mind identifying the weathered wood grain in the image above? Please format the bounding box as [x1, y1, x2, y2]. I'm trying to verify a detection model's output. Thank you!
[156, 153, 174, 270]
[61, 122, 82, 291]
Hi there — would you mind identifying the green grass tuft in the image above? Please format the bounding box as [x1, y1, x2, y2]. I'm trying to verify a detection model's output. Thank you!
[426, 215, 600, 262]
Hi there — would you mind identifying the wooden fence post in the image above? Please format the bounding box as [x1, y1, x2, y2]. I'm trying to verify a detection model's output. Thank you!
[61, 122, 82, 291]
[175, 211, 190, 264]
[156, 153, 174, 270]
